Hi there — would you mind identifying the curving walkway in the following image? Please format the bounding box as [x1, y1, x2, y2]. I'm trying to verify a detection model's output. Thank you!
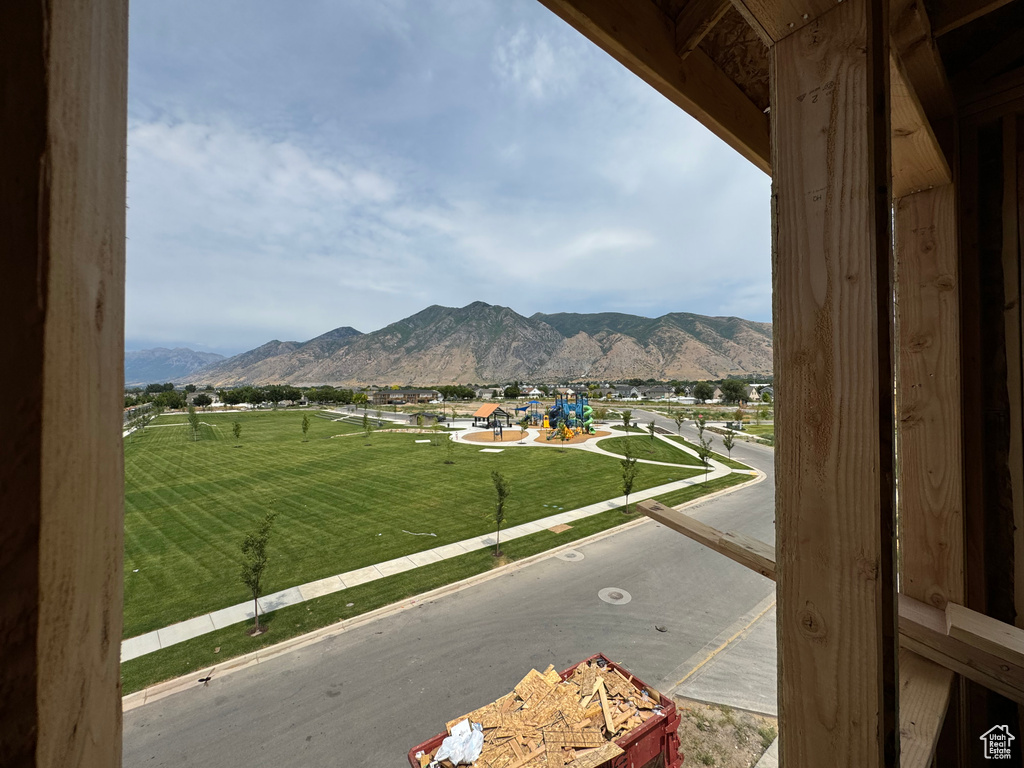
[121, 435, 750, 663]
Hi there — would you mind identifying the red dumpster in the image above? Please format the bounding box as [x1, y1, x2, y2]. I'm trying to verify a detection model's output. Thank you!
[407, 653, 682, 768]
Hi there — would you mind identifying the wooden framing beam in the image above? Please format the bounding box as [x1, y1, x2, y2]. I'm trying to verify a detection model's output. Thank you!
[898, 648, 955, 768]
[0, 0, 128, 764]
[636, 500, 1024, 705]
[894, 184, 963, 611]
[675, 0, 732, 58]
[537, 0, 771, 173]
[890, 52, 952, 197]
[890, 0, 955, 123]
[928, 0, 1017, 37]
[639, 500, 776, 578]
[770, 0, 897, 763]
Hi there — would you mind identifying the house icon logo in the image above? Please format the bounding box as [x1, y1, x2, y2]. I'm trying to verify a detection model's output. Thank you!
[981, 725, 1015, 759]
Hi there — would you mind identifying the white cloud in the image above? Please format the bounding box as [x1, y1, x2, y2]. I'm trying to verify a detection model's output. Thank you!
[493, 26, 580, 100]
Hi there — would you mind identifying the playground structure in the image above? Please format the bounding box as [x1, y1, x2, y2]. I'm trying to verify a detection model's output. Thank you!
[545, 392, 594, 440]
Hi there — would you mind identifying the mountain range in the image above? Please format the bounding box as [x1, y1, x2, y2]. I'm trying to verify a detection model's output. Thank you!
[124, 347, 226, 387]
[160, 302, 772, 387]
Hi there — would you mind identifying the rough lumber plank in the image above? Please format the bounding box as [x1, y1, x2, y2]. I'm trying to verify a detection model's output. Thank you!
[675, 0, 732, 57]
[537, 0, 771, 173]
[0, 0, 128, 765]
[730, 0, 846, 43]
[1018, 119, 1024, 642]
[946, 602, 1024, 670]
[898, 648, 954, 768]
[771, 0, 898, 764]
[640, 498, 1024, 706]
[890, 0, 955, 122]
[890, 51, 951, 197]
[928, 0, 1016, 37]
[894, 184, 963, 611]
[638, 500, 775, 579]
[899, 595, 1024, 704]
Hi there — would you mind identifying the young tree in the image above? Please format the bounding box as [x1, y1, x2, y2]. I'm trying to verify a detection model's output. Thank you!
[722, 431, 735, 459]
[697, 436, 714, 481]
[620, 442, 640, 513]
[232, 421, 242, 445]
[240, 512, 277, 635]
[301, 413, 311, 441]
[444, 435, 455, 464]
[621, 409, 633, 432]
[491, 470, 510, 557]
[416, 413, 424, 428]
[647, 419, 657, 443]
[695, 413, 707, 441]
[362, 412, 372, 443]
[673, 411, 686, 435]
[187, 405, 200, 442]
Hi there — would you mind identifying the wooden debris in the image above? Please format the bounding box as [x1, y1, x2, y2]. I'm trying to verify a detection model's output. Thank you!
[426, 659, 660, 768]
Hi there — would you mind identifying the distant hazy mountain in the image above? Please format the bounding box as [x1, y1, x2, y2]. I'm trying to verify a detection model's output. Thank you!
[124, 347, 226, 386]
[185, 303, 771, 386]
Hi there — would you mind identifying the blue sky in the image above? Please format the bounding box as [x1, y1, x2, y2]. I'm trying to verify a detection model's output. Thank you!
[126, 0, 771, 356]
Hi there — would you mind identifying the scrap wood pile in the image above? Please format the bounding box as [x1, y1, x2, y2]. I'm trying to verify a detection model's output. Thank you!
[418, 659, 664, 768]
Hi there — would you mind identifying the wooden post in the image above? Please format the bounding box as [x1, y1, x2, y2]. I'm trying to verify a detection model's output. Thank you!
[894, 183, 964, 611]
[771, 0, 898, 764]
[0, 1, 127, 765]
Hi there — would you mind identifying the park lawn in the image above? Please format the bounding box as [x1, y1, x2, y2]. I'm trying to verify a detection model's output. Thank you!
[596, 434, 704, 466]
[663, 435, 753, 471]
[121, 473, 753, 694]
[123, 411, 691, 638]
[742, 425, 774, 438]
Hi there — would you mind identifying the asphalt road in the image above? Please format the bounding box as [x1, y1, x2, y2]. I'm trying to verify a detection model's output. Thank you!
[123, 411, 775, 768]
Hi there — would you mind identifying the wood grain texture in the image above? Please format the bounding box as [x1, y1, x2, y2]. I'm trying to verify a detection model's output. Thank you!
[946, 602, 1024, 669]
[1019, 118, 1024, 640]
[898, 648, 954, 768]
[34, 1, 128, 766]
[890, 0, 955, 122]
[675, 0, 732, 57]
[537, 0, 771, 173]
[894, 184, 963, 611]
[731, 0, 841, 43]
[770, 0, 897, 763]
[637, 500, 776, 579]
[890, 52, 951, 197]
[900, 595, 1024, 704]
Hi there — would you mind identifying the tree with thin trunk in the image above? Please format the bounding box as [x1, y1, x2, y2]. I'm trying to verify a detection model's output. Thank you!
[621, 409, 632, 433]
[491, 470, 510, 556]
[240, 512, 277, 635]
[697, 435, 714, 481]
[416, 413, 424, 428]
[232, 421, 241, 445]
[620, 442, 640, 514]
[695, 413, 707, 441]
[648, 420, 656, 443]
[363, 412, 373, 444]
[673, 411, 686, 435]
[187, 405, 200, 442]
[722, 431, 735, 459]
[444, 434, 455, 464]
[301, 413, 310, 441]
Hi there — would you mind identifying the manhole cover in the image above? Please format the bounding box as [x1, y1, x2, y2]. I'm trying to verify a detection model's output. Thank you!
[555, 550, 585, 562]
[598, 587, 632, 605]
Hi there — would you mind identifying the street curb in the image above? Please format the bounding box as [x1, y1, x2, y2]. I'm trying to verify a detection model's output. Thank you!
[123, 469, 765, 712]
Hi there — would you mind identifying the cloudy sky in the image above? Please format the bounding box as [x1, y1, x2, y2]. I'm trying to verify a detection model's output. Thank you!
[127, 0, 771, 356]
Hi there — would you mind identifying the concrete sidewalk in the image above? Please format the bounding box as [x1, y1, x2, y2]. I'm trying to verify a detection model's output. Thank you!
[122, 457, 742, 663]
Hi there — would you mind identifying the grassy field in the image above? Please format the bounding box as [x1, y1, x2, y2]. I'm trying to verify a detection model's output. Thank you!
[596, 435, 704, 466]
[120, 473, 754, 694]
[124, 411, 699, 638]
